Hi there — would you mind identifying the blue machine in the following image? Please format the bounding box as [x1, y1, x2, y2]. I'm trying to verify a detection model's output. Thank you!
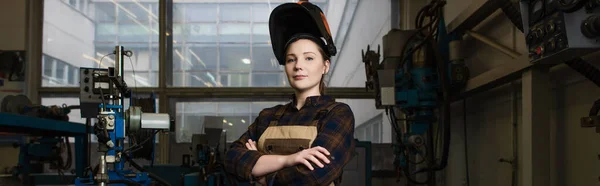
[0, 110, 91, 185]
[74, 105, 154, 186]
[362, 0, 467, 184]
[74, 46, 172, 186]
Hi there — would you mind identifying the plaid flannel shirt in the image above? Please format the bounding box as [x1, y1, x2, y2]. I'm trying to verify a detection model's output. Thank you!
[225, 95, 356, 185]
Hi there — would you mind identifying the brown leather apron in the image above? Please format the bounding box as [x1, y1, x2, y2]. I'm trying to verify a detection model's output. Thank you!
[257, 102, 340, 186]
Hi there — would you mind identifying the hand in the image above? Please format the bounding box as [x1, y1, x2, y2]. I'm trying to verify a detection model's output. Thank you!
[246, 139, 257, 151]
[246, 139, 267, 184]
[285, 146, 331, 170]
[257, 176, 267, 185]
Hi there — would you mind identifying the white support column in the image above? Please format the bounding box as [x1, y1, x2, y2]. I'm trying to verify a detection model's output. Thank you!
[520, 65, 551, 186]
[25, 0, 43, 104]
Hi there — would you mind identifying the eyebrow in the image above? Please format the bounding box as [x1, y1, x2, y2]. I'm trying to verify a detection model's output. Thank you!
[286, 52, 317, 56]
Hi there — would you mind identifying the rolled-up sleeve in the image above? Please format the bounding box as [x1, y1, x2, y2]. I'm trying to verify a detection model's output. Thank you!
[224, 111, 266, 181]
[267, 103, 356, 185]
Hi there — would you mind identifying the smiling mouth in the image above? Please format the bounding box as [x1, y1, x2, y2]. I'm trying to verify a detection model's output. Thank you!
[293, 75, 307, 80]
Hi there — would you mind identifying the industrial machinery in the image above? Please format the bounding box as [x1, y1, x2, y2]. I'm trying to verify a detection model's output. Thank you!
[146, 116, 233, 186]
[181, 118, 230, 186]
[0, 50, 25, 81]
[0, 95, 91, 185]
[0, 94, 84, 185]
[74, 45, 173, 186]
[362, 0, 468, 184]
[519, 0, 600, 64]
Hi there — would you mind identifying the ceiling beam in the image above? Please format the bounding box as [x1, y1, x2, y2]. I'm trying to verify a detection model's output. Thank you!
[446, 0, 504, 36]
[39, 87, 375, 99]
[453, 55, 531, 100]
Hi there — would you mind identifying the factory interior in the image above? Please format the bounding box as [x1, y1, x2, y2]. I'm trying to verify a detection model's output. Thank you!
[1, 0, 600, 185]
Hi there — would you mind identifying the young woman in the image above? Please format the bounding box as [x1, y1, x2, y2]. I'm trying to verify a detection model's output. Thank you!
[225, 1, 356, 185]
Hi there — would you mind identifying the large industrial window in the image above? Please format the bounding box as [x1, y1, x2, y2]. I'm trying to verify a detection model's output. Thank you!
[42, 0, 160, 87]
[41, 0, 327, 88]
[170, 2, 326, 87]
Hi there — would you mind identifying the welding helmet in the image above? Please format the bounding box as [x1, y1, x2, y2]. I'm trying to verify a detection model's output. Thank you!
[268, 1, 337, 65]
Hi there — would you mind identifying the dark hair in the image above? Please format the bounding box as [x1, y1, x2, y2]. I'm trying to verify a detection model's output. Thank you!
[316, 45, 330, 95]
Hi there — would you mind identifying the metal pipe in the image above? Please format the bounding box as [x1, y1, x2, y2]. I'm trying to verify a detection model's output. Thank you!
[465, 30, 522, 58]
[99, 155, 107, 186]
[510, 81, 518, 186]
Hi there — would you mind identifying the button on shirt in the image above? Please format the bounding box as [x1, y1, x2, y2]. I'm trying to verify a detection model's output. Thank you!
[225, 95, 356, 185]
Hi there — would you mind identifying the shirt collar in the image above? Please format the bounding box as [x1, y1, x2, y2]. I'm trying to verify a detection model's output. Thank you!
[289, 94, 335, 108]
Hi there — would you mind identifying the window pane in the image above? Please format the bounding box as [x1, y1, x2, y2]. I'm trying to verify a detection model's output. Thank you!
[219, 4, 251, 22]
[116, 3, 157, 22]
[42, 55, 55, 82]
[173, 23, 217, 43]
[220, 44, 251, 71]
[252, 73, 285, 87]
[172, 45, 219, 87]
[219, 23, 251, 43]
[373, 122, 381, 143]
[174, 3, 217, 22]
[95, 3, 115, 22]
[173, 47, 209, 71]
[190, 45, 217, 70]
[170, 2, 304, 88]
[175, 101, 287, 143]
[55, 60, 68, 85]
[193, 71, 219, 87]
[252, 23, 270, 43]
[252, 4, 275, 23]
[252, 44, 279, 71]
[220, 73, 249, 87]
[42, 0, 159, 87]
[174, 71, 220, 87]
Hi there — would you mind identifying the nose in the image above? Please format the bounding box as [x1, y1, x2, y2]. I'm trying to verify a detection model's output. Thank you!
[293, 60, 304, 71]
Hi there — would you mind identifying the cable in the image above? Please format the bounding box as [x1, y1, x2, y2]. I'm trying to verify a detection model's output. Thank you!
[399, 0, 444, 70]
[124, 130, 160, 154]
[565, 57, 600, 88]
[499, 0, 524, 32]
[389, 109, 433, 184]
[126, 56, 138, 96]
[98, 54, 112, 110]
[98, 53, 113, 69]
[389, 110, 427, 165]
[463, 99, 470, 186]
[63, 136, 72, 170]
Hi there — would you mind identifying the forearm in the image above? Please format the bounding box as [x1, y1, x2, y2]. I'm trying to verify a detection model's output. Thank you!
[251, 155, 288, 177]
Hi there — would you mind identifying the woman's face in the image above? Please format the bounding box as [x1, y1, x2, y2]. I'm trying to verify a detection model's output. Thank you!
[284, 39, 330, 93]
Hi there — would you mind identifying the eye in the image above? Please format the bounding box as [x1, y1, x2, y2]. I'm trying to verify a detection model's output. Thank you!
[306, 57, 314, 61]
[286, 58, 296, 63]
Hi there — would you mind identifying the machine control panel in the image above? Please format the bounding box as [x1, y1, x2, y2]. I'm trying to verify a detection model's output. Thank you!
[520, 0, 600, 64]
[526, 12, 569, 61]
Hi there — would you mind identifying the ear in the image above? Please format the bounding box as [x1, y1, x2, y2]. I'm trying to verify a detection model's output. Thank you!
[323, 60, 330, 74]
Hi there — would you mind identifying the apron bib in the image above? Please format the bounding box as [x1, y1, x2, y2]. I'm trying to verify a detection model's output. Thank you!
[257, 103, 339, 186]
